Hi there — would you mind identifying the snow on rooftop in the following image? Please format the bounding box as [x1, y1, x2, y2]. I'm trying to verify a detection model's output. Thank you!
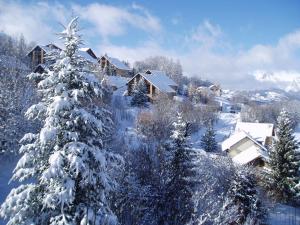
[78, 48, 98, 64]
[104, 55, 130, 71]
[221, 132, 248, 151]
[232, 145, 262, 165]
[80, 47, 90, 51]
[235, 122, 274, 141]
[139, 70, 178, 93]
[26, 44, 61, 56]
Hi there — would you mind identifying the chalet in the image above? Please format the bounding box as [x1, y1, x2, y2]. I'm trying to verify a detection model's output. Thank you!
[100, 54, 131, 77]
[222, 122, 275, 167]
[27, 44, 61, 71]
[127, 70, 178, 100]
[27, 44, 99, 73]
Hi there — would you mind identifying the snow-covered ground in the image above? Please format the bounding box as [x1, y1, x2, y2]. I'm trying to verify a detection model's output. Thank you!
[190, 112, 239, 149]
[215, 112, 239, 142]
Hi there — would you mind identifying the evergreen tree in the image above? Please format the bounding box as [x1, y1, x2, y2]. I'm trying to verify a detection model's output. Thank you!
[200, 122, 218, 152]
[164, 112, 199, 225]
[0, 17, 121, 225]
[131, 78, 148, 107]
[216, 167, 267, 225]
[265, 109, 300, 202]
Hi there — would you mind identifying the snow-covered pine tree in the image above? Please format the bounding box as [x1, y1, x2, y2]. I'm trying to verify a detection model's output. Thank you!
[216, 167, 267, 225]
[130, 78, 148, 107]
[200, 122, 218, 152]
[0, 17, 121, 225]
[265, 109, 300, 202]
[164, 112, 199, 225]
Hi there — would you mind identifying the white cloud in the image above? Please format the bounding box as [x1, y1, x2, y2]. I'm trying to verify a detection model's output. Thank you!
[0, 1, 69, 43]
[182, 27, 300, 89]
[103, 21, 300, 90]
[72, 2, 161, 40]
[186, 19, 223, 49]
[96, 40, 177, 65]
[0, 1, 161, 43]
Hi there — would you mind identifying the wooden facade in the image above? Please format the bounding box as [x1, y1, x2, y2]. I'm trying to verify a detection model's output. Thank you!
[27, 44, 60, 71]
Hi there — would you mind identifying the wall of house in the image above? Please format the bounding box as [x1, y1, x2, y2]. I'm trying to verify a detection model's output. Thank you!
[29, 47, 45, 68]
[265, 136, 273, 146]
[250, 158, 266, 167]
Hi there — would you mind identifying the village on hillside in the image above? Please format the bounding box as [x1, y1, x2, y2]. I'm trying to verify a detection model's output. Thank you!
[1, 2, 300, 224]
[26, 42, 283, 170]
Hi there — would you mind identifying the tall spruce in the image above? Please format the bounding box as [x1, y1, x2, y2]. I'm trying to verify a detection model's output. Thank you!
[265, 109, 300, 202]
[130, 78, 148, 107]
[0, 18, 121, 225]
[164, 112, 199, 225]
[200, 122, 218, 152]
[216, 167, 267, 225]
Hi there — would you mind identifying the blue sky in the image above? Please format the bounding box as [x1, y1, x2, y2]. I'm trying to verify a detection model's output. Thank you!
[90, 0, 300, 48]
[0, 0, 300, 89]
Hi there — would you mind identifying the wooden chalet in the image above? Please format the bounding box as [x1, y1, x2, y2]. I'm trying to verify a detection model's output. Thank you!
[27, 44, 99, 73]
[27, 44, 61, 71]
[127, 70, 178, 100]
[100, 54, 131, 77]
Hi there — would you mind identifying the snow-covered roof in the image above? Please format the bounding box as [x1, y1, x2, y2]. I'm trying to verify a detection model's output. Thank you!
[78, 48, 98, 64]
[222, 132, 248, 151]
[103, 55, 131, 71]
[222, 131, 267, 152]
[232, 145, 263, 165]
[235, 122, 274, 142]
[129, 70, 178, 93]
[27, 44, 61, 56]
[105, 75, 128, 88]
[222, 130, 268, 165]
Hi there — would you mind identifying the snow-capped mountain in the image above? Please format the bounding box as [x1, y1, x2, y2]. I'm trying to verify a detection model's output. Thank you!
[222, 88, 291, 104]
[285, 78, 300, 92]
[253, 70, 300, 93]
